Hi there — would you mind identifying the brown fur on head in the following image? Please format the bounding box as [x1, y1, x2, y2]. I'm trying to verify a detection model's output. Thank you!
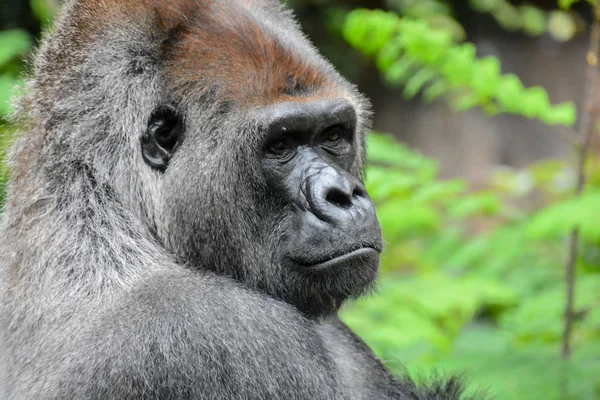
[36, 0, 345, 110]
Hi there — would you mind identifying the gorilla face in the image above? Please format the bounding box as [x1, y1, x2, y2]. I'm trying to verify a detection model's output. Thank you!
[260, 101, 382, 296]
[138, 1, 382, 316]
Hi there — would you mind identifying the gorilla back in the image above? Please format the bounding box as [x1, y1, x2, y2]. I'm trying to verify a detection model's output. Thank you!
[0, 1, 482, 399]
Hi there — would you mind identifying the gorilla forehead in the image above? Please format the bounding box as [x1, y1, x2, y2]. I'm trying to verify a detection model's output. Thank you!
[81, 0, 345, 105]
[163, 2, 342, 106]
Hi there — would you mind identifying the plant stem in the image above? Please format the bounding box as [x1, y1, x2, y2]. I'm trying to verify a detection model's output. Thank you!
[561, 4, 600, 361]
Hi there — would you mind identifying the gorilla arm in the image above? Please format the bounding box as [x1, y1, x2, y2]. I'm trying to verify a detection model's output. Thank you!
[34, 268, 349, 400]
[319, 318, 480, 400]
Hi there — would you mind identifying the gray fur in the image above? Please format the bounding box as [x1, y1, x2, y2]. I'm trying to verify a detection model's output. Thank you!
[0, 0, 484, 399]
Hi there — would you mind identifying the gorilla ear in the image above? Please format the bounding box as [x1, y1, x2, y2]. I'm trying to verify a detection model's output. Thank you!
[141, 105, 185, 171]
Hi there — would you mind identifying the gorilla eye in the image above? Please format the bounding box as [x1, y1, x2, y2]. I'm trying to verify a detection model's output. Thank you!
[320, 125, 351, 155]
[326, 132, 340, 143]
[141, 105, 184, 171]
[322, 125, 347, 143]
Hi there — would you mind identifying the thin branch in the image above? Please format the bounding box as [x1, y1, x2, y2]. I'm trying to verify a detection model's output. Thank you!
[557, 126, 581, 145]
[556, 125, 581, 146]
[561, 4, 600, 361]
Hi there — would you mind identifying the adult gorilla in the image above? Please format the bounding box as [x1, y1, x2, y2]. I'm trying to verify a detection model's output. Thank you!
[0, 0, 483, 399]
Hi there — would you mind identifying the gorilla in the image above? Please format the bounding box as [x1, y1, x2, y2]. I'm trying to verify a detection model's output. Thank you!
[0, 0, 484, 399]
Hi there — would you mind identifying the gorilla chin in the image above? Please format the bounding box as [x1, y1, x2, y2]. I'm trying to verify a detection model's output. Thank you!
[284, 247, 380, 317]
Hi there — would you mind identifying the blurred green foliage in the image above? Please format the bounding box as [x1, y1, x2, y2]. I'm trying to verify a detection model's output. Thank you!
[389, 0, 582, 40]
[0, 27, 31, 204]
[342, 134, 600, 399]
[0, 0, 56, 204]
[343, 9, 577, 125]
[0, 1, 599, 400]
[0, 29, 30, 116]
[340, 3, 600, 399]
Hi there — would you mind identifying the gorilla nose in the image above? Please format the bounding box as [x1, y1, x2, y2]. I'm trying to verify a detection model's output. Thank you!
[306, 166, 371, 226]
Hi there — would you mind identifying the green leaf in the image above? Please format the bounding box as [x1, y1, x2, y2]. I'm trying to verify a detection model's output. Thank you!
[385, 56, 414, 86]
[0, 30, 32, 67]
[0, 75, 20, 117]
[30, 0, 57, 24]
[541, 102, 577, 126]
[521, 86, 550, 118]
[443, 43, 477, 85]
[378, 200, 442, 239]
[377, 38, 404, 72]
[454, 92, 480, 111]
[423, 79, 448, 102]
[427, 14, 466, 42]
[402, 0, 452, 18]
[520, 5, 547, 36]
[548, 10, 577, 42]
[493, 3, 523, 32]
[404, 68, 436, 98]
[558, 0, 579, 9]
[412, 180, 467, 204]
[446, 235, 490, 268]
[344, 10, 399, 55]
[497, 74, 524, 112]
[366, 167, 420, 202]
[526, 190, 600, 240]
[471, 56, 501, 97]
[448, 192, 503, 218]
[469, 0, 502, 13]
[366, 133, 439, 176]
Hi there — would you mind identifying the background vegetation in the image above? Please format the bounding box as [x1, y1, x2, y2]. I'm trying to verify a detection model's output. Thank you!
[1, 1, 599, 399]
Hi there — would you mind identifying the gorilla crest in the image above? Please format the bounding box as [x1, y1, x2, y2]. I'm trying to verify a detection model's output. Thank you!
[0, 0, 484, 399]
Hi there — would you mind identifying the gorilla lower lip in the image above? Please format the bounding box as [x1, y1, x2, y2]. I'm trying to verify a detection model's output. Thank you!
[295, 247, 379, 271]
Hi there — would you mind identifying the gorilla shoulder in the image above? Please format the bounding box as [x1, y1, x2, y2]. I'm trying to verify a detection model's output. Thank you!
[47, 270, 349, 399]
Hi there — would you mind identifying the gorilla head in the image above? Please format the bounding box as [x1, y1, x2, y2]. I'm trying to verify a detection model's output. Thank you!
[19, 0, 382, 317]
[150, 2, 382, 313]
[134, 1, 383, 315]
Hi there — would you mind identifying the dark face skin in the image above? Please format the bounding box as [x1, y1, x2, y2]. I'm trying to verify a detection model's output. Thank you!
[261, 100, 382, 272]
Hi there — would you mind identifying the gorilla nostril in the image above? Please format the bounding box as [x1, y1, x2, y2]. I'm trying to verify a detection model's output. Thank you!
[326, 188, 353, 209]
[352, 186, 366, 199]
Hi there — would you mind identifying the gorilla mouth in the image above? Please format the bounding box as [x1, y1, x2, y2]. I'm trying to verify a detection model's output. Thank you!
[291, 246, 381, 271]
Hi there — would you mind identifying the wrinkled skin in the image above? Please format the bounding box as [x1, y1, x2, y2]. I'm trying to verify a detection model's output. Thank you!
[0, 0, 486, 399]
